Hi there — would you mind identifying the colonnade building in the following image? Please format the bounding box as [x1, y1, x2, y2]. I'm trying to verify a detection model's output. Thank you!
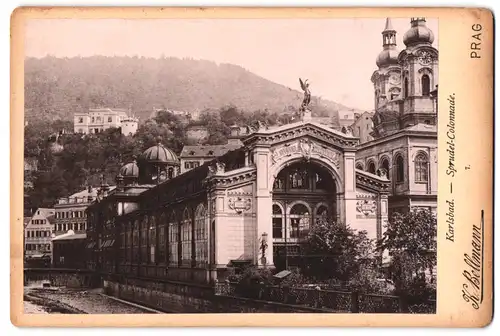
[85, 18, 437, 285]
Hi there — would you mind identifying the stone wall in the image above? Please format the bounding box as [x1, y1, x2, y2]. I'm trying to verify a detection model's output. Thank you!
[24, 269, 98, 288]
[103, 278, 333, 313]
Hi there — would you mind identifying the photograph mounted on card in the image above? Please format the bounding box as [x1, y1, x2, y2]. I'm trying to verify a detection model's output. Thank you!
[10, 7, 493, 327]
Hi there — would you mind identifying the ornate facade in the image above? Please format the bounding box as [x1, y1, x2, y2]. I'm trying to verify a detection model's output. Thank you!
[85, 18, 437, 285]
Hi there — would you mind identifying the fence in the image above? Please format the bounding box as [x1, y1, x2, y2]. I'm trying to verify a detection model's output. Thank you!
[215, 281, 436, 313]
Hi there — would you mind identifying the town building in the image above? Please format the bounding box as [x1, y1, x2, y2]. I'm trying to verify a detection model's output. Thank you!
[120, 116, 139, 136]
[53, 186, 101, 237]
[74, 108, 138, 135]
[351, 111, 375, 144]
[338, 109, 361, 128]
[84, 18, 437, 289]
[52, 231, 88, 269]
[24, 208, 55, 264]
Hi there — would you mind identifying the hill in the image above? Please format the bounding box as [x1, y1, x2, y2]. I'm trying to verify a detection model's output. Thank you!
[24, 56, 361, 122]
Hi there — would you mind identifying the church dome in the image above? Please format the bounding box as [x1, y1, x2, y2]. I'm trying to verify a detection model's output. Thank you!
[403, 18, 434, 47]
[119, 160, 139, 177]
[142, 142, 179, 165]
[376, 48, 400, 67]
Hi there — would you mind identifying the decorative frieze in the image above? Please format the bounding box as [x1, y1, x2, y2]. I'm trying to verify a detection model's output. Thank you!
[228, 197, 252, 214]
[270, 138, 342, 168]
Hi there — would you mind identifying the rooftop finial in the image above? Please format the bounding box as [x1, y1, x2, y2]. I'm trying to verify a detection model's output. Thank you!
[384, 17, 394, 31]
[155, 136, 162, 145]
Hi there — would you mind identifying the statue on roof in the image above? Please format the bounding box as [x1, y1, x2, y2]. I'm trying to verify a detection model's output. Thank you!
[299, 78, 311, 112]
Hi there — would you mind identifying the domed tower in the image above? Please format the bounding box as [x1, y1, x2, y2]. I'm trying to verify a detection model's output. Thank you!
[371, 18, 402, 110]
[398, 17, 438, 127]
[138, 137, 180, 184]
[116, 158, 140, 188]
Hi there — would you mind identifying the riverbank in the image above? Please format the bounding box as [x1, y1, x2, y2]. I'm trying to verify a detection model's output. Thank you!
[24, 287, 158, 314]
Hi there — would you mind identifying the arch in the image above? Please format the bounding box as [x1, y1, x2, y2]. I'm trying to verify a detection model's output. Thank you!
[367, 160, 377, 174]
[194, 204, 207, 267]
[315, 203, 330, 225]
[421, 74, 431, 96]
[180, 207, 192, 266]
[379, 156, 391, 178]
[355, 162, 364, 171]
[270, 156, 342, 194]
[289, 202, 311, 239]
[272, 202, 284, 239]
[394, 153, 405, 183]
[168, 210, 178, 266]
[414, 151, 429, 182]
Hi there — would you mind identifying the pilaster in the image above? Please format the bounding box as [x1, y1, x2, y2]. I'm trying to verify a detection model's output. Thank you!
[343, 151, 357, 226]
[254, 146, 274, 267]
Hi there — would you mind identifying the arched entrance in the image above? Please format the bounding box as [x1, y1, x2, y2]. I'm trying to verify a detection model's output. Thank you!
[271, 161, 337, 270]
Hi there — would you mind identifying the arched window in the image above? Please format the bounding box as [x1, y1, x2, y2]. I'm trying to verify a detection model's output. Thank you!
[380, 158, 390, 179]
[415, 153, 429, 182]
[168, 167, 174, 179]
[168, 211, 178, 266]
[404, 77, 409, 97]
[355, 162, 364, 171]
[158, 214, 166, 264]
[194, 204, 207, 267]
[141, 216, 148, 264]
[315, 205, 329, 225]
[368, 161, 376, 174]
[181, 208, 192, 267]
[395, 155, 405, 183]
[272, 204, 283, 239]
[149, 216, 156, 264]
[289, 204, 310, 239]
[422, 75, 430, 96]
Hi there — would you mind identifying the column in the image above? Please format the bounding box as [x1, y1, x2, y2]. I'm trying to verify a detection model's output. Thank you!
[343, 151, 357, 227]
[254, 147, 274, 268]
[378, 193, 390, 264]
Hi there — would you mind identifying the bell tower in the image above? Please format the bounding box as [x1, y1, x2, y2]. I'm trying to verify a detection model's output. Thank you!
[399, 17, 438, 127]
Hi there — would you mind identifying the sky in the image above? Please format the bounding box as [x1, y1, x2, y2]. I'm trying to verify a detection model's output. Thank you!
[24, 18, 438, 111]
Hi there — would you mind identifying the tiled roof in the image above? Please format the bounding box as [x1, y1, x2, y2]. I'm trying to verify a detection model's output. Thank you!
[180, 144, 242, 158]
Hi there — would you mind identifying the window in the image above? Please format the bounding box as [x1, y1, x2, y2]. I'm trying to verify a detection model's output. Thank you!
[395, 155, 405, 183]
[91, 117, 95, 123]
[207, 150, 214, 156]
[168, 167, 174, 179]
[422, 75, 430, 96]
[181, 209, 192, 266]
[289, 204, 310, 239]
[355, 163, 364, 171]
[368, 161, 376, 174]
[78, 117, 83, 123]
[272, 204, 283, 238]
[185, 162, 190, 169]
[194, 205, 208, 267]
[96, 116, 101, 122]
[141, 216, 148, 263]
[158, 214, 166, 263]
[289, 167, 309, 189]
[415, 153, 429, 182]
[380, 158, 390, 178]
[149, 216, 156, 264]
[404, 77, 409, 98]
[169, 212, 178, 266]
[108, 117, 112, 122]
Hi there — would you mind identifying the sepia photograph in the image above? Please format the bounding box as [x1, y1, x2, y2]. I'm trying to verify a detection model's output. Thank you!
[14, 12, 444, 317]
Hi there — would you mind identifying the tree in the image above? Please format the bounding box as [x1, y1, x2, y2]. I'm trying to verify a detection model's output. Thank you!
[302, 220, 375, 284]
[377, 209, 437, 300]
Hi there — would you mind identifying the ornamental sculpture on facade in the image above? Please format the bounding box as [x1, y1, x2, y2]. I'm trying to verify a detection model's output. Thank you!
[228, 197, 252, 214]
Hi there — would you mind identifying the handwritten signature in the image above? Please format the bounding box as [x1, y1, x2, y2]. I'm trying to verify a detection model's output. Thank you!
[461, 210, 484, 309]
